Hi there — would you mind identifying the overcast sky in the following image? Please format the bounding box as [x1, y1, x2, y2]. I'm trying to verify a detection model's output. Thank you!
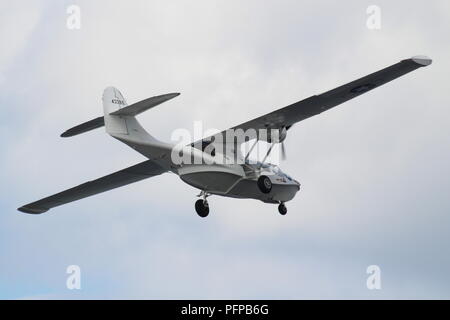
[1, 0, 449, 299]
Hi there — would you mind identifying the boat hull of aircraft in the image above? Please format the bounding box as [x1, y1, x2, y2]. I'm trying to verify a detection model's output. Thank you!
[178, 163, 300, 203]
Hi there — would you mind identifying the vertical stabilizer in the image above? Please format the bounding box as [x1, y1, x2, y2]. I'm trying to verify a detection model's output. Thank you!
[101, 87, 172, 162]
[103, 87, 129, 135]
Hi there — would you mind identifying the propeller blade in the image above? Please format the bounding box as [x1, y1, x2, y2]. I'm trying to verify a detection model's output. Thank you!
[281, 142, 287, 161]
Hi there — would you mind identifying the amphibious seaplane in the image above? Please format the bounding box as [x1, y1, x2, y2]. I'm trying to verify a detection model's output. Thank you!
[18, 56, 431, 217]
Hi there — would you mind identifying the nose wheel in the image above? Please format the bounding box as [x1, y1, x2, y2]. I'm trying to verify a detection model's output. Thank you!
[195, 200, 209, 218]
[195, 191, 210, 218]
[278, 203, 287, 215]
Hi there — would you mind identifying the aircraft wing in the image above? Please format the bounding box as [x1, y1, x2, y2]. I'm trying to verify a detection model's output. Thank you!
[192, 56, 432, 147]
[18, 160, 166, 214]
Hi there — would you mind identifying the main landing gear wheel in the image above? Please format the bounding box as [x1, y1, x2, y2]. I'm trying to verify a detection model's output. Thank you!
[278, 203, 287, 215]
[195, 199, 209, 218]
[257, 175, 272, 194]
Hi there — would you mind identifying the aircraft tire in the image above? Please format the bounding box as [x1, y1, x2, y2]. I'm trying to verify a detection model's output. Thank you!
[257, 175, 272, 194]
[195, 199, 209, 218]
[278, 203, 287, 215]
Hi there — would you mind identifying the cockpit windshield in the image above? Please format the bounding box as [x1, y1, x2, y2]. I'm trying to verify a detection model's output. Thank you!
[244, 161, 293, 180]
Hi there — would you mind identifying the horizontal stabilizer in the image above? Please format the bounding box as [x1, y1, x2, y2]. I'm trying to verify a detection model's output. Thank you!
[110, 92, 180, 116]
[60, 92, 180, 138]
[61, 116, 105, 137]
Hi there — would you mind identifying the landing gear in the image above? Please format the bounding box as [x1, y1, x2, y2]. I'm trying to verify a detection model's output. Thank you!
[195, 199, 209, 218]
[257, 175, 272, 194]
[195, 191, 210, 218]
[278, 203, 287, 215]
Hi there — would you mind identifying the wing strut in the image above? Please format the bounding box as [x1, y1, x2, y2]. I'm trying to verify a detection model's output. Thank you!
[244, 139, 259, 162]
[259, 142, 276, 168]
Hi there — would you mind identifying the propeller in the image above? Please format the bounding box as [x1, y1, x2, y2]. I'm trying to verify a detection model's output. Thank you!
[280, 125, 292, 161]
[281, 141, 287, 161]
[264, 125, 293, 162]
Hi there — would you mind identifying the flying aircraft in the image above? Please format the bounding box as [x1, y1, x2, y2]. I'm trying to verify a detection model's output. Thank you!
[18, 56, 431, 217]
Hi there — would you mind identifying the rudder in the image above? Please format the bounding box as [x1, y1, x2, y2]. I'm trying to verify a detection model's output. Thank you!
[103, 87, 129, 135]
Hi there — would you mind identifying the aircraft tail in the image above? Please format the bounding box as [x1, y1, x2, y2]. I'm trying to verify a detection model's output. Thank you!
[102, 87, 177, 146]
[60, 87, 180, 139]
[59, 87, 178, 163]
[102, 87, 130, 136]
